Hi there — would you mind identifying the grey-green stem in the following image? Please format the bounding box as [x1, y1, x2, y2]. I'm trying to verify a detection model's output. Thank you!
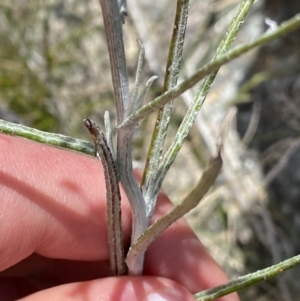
[142, 0, 189, 218]
[98, 0, 149, 275]
[0, 119, 94, 155]
[126, 152, 222, 268]
[194, 254, 300, 301]
[84, 118, 125, 276]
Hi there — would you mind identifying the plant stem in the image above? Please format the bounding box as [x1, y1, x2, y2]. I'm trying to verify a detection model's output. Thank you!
[98, 0, 148, 275]
[142, 0, 189, 218]
[119, 13, 300, 128]
[84, 119, 125, 276]
[194, 254, 300, 301]
[0, 119, 94, 155]
[151, 0, 255, 202]
[98, 0, 129, 122]
[126, 153, 222, 268]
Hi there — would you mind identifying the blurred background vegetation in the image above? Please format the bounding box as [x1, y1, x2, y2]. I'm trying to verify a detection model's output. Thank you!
[1, 0, 300, 300]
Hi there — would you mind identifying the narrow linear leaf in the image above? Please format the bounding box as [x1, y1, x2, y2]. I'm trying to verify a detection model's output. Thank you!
[0, 119, 94, 155]
[126, 153, 222, 269]
[194, 254, 300, 301]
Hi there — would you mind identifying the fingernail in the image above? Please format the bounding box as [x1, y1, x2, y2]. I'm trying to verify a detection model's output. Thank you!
[143, 291, 187, 301]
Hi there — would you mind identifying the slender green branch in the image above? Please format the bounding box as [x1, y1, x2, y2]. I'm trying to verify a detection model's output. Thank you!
[0, 119, 94, 155]
[141, 0, 190, 218]
[150, 0, 255, 202]
[119, 13, 300, 128]
[194, 254, 300, 301]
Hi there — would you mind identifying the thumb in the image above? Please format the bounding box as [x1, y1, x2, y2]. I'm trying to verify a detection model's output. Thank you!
[18, 277, 196, 301]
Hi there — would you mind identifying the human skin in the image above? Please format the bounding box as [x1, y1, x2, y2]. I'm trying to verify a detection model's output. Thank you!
[0, 134, 239, 301]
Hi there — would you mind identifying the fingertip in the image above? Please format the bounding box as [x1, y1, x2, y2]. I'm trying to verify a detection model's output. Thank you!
[141, 291, 195, 301]
[18, 277, 196, 301]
